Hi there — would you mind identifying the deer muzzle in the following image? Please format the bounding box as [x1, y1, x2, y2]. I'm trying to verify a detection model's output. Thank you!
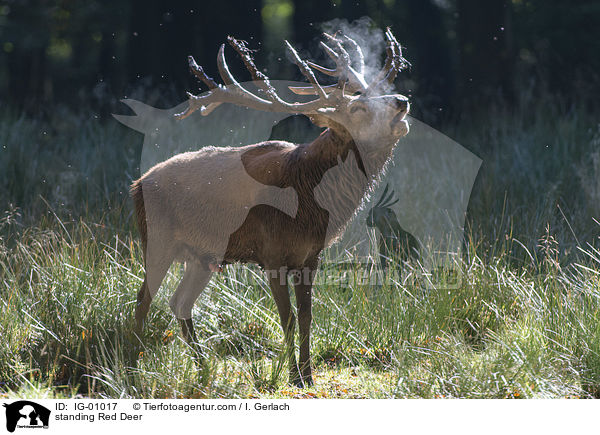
[391, 97, 410, 136]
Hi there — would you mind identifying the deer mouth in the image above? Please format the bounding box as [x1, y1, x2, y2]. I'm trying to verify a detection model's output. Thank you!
[391, 111, 409, 136]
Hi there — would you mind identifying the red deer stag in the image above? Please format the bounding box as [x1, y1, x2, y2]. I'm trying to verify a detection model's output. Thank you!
[131, 29, 410, 387]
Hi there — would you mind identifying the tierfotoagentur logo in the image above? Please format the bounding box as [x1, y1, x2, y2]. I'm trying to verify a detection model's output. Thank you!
[115, 25, 481, 387]
[2, 401, 50, 432]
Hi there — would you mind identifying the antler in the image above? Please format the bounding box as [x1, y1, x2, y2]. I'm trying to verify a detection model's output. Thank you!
[176, 29, 408, 119]
[290, 28, 408, 96]
[289, 31, 368, 96]
[176, 37, 331, 120]
[367, 28, 410, 93]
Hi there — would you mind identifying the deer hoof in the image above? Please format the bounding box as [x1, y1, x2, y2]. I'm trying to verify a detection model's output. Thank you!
[302, 375, 314, 388]
[209, 263, 223, 273]
[291, 375, 314, 388]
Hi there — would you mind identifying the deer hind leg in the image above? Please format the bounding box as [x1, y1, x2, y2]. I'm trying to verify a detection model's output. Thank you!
[135, 250, 173, 336]
[268, 269, 301, 386]
[169, 261, 213, 353]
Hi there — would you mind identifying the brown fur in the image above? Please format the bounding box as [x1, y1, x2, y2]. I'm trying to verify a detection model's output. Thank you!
[130, 179, 147, 259]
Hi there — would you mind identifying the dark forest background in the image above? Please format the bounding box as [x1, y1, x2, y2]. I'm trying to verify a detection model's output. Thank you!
[1, 0, 599, 124]
[1, 0, 600, 248]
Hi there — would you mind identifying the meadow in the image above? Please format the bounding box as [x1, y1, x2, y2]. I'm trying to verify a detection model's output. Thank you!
[1, 88, 600, 399]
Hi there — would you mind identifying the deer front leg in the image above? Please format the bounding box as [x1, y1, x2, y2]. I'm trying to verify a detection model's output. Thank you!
[293, 265, 316, 387]
[268, 269, 301, 386]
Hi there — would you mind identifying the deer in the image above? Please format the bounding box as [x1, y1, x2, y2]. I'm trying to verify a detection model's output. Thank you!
[366, 184, 420, 269]
[130, 28, 410, 387]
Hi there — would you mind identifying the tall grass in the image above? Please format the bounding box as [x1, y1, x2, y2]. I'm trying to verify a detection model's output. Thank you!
[1, 91, 599, 398]
[1, 211, 599, 398]
[444, 87, 600, 260]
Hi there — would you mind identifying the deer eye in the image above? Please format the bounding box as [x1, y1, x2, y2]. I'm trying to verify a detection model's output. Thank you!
[349, 105, 366, 114]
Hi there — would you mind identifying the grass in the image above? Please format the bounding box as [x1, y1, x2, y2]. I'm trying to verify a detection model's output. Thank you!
[1, 216, 600, 398]
[1, 89, 600, 399]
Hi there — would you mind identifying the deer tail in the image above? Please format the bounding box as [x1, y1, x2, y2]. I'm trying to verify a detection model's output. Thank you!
[130, 178, 147, 261]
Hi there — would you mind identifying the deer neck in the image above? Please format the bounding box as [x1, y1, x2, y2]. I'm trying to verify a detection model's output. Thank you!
[305, 125, 397, 179]
[302, 125, 356, 168]
[297, 125, 398, 247]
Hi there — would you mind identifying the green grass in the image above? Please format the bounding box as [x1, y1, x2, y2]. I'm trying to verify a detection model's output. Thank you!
[1, 215, 600, 398]
[1, 90, 600, 399]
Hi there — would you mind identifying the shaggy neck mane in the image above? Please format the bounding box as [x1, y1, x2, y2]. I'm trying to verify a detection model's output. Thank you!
[290, 125, 397, 245]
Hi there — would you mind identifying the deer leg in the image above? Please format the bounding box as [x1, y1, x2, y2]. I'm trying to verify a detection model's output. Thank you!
[135, 252, 173, 337]
[293, 266, 315, 387]
[169, 261, 213, 358]
[268, 269, 300, 385]
[135, 280, 151, 335]
[130, 251, 172, 368]
[179, 318, 197, 343]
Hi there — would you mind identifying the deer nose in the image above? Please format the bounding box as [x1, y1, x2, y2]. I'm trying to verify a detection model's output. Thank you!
[395, 98, 409, 113]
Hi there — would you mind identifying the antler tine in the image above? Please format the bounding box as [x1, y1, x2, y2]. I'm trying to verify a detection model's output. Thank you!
[188, 56, 219, 90]
[306, 61, 337, 77]
[176, 43, 275, 120]
[284, 40, 328, 100]
[288, 84, 338, 95]
[366, 28, 408, 92]
[319, 41, 339, 62]
[216, 44, 236, 86]
[216, 42, 286, 105]
[313, 34, 368, 93]
[176, 57, 222, 119]
[176, 36, 333, 120]
[176, 92, 221, 120]
[304, 41, 342, 77]
[383, 29, 408, 84]
[341, 34, 365, 75]
[324, 33, 351, 65]
[369, 30, 395, 86]
[323, 33, 352, 86]
[227, 36, 289, 105]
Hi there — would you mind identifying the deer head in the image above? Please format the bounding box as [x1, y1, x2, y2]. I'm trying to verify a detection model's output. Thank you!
[176, 28, 410, 167]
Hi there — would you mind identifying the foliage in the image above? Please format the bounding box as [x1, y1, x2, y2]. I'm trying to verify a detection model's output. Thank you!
[1, 0, 600, 118]
[1, 92, 600, 398]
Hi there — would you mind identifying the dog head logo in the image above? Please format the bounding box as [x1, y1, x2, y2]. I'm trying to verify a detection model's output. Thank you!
[3, 401, 50, 432]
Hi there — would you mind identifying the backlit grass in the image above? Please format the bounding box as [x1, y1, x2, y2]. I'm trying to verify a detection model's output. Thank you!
[1, 90, 600, 398]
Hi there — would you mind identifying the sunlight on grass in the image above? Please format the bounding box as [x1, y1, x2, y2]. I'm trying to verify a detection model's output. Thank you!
[1, 95, 600, 398]
[1, 217, 600, 398]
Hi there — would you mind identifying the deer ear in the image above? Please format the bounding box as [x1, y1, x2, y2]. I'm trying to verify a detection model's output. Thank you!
[112, 99, 158, 132]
